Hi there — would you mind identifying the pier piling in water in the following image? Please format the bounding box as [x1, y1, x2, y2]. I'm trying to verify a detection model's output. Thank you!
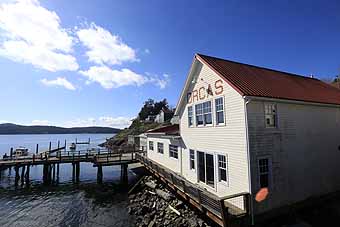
[25, 164, 30, 186]
[120, 164, 128, 185]
[56, 163, 60, 183]
[75, 162, 80, 182]
[21, 165, 25, 185]
[14, 165, 19, 186]
[97, 165, 103, 184]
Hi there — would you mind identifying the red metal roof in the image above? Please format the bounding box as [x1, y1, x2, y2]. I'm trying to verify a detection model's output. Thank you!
[147, 124, 179, 134]
[196, 54, 340, 105]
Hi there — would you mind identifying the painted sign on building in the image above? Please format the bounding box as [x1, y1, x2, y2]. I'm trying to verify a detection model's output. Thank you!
[187, 79, 224, 104]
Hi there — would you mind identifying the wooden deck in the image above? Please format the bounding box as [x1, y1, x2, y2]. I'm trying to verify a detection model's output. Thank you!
[136, 153, 251, 227]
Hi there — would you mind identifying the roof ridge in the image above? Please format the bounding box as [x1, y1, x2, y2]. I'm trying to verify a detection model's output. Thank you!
[196, 53, 320, 81]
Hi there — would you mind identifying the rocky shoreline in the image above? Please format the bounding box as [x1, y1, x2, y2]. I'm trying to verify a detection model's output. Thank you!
[128, 175, 213, 227]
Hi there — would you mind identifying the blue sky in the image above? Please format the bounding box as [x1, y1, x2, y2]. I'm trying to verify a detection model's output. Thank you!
[0, 0, 339, 128]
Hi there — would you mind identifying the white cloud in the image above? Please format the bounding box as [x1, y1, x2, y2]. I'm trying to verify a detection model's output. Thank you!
[31, 119, 50, 126]
[0, 0, 78, 71]
[99, 116, 132, 129]
[77, 23, 137, 65]
[62, 116, 131, 129]
[80, 66, 170, 89]
[40, 77, 76, 90]
[144, 48, 150, 54]
[79, 66, 147, 89]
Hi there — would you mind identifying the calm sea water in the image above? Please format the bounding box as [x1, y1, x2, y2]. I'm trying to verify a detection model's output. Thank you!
[0, 134, 136, 227]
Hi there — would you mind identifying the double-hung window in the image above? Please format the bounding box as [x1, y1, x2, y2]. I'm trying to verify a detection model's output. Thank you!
[215, 97, 225, 124]
[258, 158, 270, 188]
[189, 149, 195, 170]
[203, 101, 212, 125]
[196, 101, 212, 126]
[157, 142, 164, 154]
[149, 141, 154, 151]
[195, 103, 204, 126]
[265, 103, 277, 128]
[188, 106, 193, 127]
[169, 145, 178, 159]
[218, 155, 227, 182]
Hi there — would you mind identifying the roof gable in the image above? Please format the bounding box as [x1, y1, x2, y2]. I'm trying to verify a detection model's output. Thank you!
[197, 54, 340, 106]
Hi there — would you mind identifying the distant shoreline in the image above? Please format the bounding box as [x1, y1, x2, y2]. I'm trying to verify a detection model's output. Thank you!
[0, 123, 121, 135]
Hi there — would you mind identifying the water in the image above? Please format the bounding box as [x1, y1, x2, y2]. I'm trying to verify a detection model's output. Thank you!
[0, 134, 137, 227]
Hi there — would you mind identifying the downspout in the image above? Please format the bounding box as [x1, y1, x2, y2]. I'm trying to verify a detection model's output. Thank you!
[244, 96, 254, 225]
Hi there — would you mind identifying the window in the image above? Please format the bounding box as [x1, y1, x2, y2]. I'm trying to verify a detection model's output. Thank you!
[215, 97, 225, 124]
[189, 149, 195, 170]
[188, 106, 193, 127]
[203, 101, 212, 125]
[218, 155, 227, 182]
[149, 141, 154, 151]
[195, 101, 212, 126]
[157, 142, 164, 154]
[265, 103, 277, 128]
[169, 145, 178, 159]
[197, 151, 215, 188]
[258, 158, 270, 188]
[195, 103, 204, 126]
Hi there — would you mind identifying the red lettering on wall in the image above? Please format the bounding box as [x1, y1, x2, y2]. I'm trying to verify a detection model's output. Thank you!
[199, 87, 206, 100]
[215, 79, 223, 95]
[192, 90, 198, 102]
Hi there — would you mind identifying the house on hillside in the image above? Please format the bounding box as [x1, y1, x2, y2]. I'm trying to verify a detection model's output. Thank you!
[154, 107, 174, 123]
[143, 53, 340, 224]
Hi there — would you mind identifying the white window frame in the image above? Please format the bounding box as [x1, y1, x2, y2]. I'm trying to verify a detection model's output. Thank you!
[188, 106, 193, 127]
[157, 142, 164, 154]
[195, 101, 213, 127]
[149, 141, 154, 151]
[264, 103, 277, 128]
[197, 151, 216, 189]
[195, 103, 204, 126]
[203, 101, 212, 125]
[217, 154, 228, 184]
[189, 149, 195, 170]
[215, 97, 225, 125]
[257, 156, 272, 189]
[169, 145, 178, 159]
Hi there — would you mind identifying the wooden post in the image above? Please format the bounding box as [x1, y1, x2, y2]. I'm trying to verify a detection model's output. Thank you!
[36, 144, 39, 154]
[56, 163, 60, 183]
[25, 164, 30, 186]
[75, 138, 77, 144]
[52, 163, 55, 182]
[88, 138, 90, 144]
[120, 164, 128, 185]
[14, 165, 20, 187]
[10, 147, 13, 158]
[57, 141, 60, 149]
[97, 165, 103, 184]
[75, 162, 80, 182]
[64, 140, 67, 151]
[21, 165, 25, 185]
[49, 142, 52, 152]
[72, 163, 75, 182]
[219, 199, 229, 227]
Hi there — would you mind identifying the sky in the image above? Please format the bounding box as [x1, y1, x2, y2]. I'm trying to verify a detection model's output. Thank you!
[0, 0, 340, 129]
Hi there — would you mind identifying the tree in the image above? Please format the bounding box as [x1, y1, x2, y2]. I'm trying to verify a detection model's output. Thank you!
[138, 98, 169, 120]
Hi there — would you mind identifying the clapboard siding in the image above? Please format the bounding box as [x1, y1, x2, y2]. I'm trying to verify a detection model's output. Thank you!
[179, 61, 250, 198]
[247, 100, 340, 215]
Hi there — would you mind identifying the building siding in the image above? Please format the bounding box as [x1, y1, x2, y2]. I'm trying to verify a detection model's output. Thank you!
[179, 61, 250, 199]
[247, 100, 340, 215]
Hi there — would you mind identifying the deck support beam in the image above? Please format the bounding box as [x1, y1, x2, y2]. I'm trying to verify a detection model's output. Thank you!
[25, 164, 30, 186]
[14, 165, 19, 187]
[56, 163, 60, 183]
[72, 162, 76, 182]
[20, 165, 25, 185]
[75, 162, 80, 182]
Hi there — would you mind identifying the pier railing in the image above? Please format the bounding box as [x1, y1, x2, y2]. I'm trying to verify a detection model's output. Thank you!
[135, 152, 251, 227]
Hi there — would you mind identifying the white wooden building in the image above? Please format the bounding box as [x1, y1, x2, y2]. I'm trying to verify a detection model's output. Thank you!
[144, 53, 340, 223]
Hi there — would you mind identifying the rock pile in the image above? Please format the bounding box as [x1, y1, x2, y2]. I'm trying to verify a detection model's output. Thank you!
[128, 175, 212, 227]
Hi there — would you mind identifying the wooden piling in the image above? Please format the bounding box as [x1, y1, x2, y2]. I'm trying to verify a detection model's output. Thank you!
[21, 165, 25, 185]
[14, 165, 20, 187]
[49, 142, 52, 152]
[120, 164, 128, 185]
[36, 144, 39, 154]
[72, 163, 76, 182]
[56, 163, 60, 183]
[97, 165, 103, 184]
[10, 147, 13, 158]
[52, 163, 56, 182]
[75, 162, 80, 182]
[25, 164, 30, 186]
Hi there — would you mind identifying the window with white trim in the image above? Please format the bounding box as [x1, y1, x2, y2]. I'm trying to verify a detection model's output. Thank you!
[195, 103, 204, 126]
[169, 145, 178, 159]
[203, 101, 212, 125]
[218, 155, 227, 182]
[189, 149, 195, 170]
[215, 97, 225, 124]
[265, 103, 277, 128]
[258, 158, 270, 188]
[157, 142, 164, 154]
[188, 106, 193, 127]
[149, 141, 154, 151]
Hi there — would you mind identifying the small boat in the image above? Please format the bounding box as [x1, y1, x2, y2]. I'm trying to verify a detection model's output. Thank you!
[69, 143, 76, 150]
[13, 147, 29, 157]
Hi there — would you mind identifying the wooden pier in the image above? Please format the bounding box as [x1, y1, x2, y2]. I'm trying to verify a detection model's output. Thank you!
[136, 153, 251, 227]
[0, 144, 140, 186]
